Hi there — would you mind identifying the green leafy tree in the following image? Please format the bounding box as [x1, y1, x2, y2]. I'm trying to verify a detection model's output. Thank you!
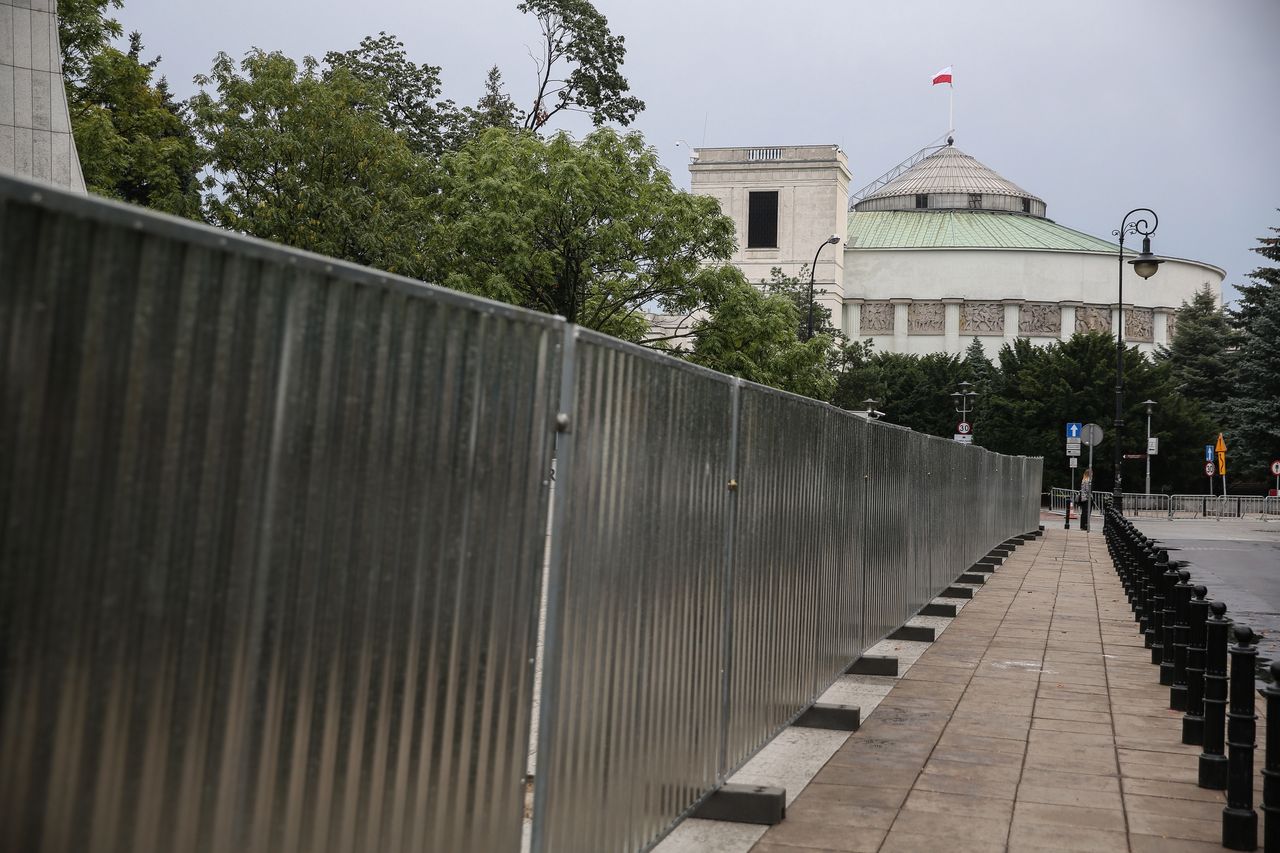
[689, 281, 836, 400]
[427, 128, 736, 339]
[979, 333, 1212, 493]
[70, 33, 202, 216]
[189, 49, 432, 276]
[323, 33, 457, 158]
[57, 0, 122, 84]
[830, 339, 884, 412]
[1225, 224, 1280, 479]
[1157, 283, 1235, 421]
[517, 0, 644, 131]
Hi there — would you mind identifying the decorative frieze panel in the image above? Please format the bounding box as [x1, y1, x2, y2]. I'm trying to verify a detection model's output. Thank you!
[1125, 308, 1154, 342]
[907, 301, 945, 334]
[961, 302, 1004, 334]
[860, 301, 894, 334]
[1075, 305, 1112, 334]
[1018, 303, 1061, 336]
[1165, 311, 1179, 342]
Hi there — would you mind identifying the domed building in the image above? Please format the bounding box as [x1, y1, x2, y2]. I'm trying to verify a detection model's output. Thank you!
[688, 141, 1223, 356]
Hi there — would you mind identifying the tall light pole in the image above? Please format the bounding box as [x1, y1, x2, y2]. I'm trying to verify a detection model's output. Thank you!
[1110, 209, 1164, 511]
[806, 234, 842, 340]
[1142, 399, 1157, 495]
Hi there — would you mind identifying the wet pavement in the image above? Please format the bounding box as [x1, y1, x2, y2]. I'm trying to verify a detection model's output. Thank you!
[1130, 518, 1280, 679]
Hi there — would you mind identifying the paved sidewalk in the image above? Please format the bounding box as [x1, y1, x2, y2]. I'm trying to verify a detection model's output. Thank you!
[751, 527, 1239, 853]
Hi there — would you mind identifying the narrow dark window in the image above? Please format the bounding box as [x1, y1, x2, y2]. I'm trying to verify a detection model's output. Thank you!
[915, 194, 928, 209]
[1021, 198, 1031, 214]
[747, 191, 779, 248]
[968, 193, 982, 209]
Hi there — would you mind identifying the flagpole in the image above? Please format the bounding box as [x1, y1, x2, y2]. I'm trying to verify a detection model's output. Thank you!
[949, 83, 954, 135]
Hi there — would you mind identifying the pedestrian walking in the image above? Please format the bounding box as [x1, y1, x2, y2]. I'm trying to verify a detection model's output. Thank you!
[1078, 468, 1093, 531]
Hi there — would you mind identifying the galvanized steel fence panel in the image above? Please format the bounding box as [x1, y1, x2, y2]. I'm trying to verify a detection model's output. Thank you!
[2, 176, 1044, 853]
[0, 177, 560, 853]
[533, 330, 734, 853]
[725, 387, 854, 771]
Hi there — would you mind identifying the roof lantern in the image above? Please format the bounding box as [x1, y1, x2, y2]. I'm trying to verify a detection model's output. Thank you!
[854, 146, 1046, 218]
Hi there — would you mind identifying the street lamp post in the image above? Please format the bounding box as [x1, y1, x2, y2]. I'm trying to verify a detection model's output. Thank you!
[1110, 209, 1164, 511]
[806, 235, 842, 341]
[861, 398, 885, 420]
[951, 380, 978, 419]
[1142, 399, 1158, 495]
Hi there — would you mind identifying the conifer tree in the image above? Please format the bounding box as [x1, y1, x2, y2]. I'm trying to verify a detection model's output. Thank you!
[1158, 283, 1235, 421]
[1225, 224, 1280, 478]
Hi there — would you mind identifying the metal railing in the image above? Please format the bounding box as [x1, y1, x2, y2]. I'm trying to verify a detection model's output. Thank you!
[0, 174, 1043, 853]
[1169, 494, 1279, 520]
[1052, 488, 1279, 521]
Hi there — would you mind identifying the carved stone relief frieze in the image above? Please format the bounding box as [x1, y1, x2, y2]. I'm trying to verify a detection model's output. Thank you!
[1125, 307, 1154, 342]
[859, 301, 894, 334]
[1165, 311, 1179, 342]
[907, 301, 945, 334]
[1075, 305, 1112, 334]
[961, 302, 1004, 334]
[1018, 303, 1061, 336]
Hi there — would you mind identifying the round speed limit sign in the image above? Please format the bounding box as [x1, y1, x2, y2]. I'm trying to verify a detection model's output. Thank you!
[1271, 459, 1280, 476]
[1205, 462, 1216, 477]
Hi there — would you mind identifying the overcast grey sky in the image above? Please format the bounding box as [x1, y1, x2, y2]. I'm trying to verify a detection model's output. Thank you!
[119, 0, 1278, 302]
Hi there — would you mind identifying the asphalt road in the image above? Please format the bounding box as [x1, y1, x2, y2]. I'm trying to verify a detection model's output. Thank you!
[1131, 518, 1280, 678]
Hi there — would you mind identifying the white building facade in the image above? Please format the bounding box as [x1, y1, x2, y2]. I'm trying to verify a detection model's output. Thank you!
[690, 143, 1223, 357]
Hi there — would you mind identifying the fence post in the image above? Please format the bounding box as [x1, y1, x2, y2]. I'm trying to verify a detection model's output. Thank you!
[1183, 585, 1209, 745]
[1200, 601, 1232, 790]
[1171, 569, 1192, 711]
[1148, 550, 1169, 661]
[1222, 625, 1258, 850]
[1160, 558, 1181, 685]
[1261, 661, 1279, 853]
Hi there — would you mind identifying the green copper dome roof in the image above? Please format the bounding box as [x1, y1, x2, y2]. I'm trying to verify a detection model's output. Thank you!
[847, 210, 1122, 253]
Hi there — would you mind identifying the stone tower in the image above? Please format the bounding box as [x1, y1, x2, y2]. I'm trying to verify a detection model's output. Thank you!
[689, 145, 850, 331]
[1, 0, 87, 192]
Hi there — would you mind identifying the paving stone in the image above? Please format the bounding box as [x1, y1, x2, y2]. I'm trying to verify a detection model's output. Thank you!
[1012, 800, 1128, 832]
[746, 528, 1228, 853]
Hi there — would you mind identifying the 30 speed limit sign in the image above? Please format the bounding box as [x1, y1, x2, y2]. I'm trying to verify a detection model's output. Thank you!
[1271, 459, 1280, 476]
[1205, 462, 1216, 477]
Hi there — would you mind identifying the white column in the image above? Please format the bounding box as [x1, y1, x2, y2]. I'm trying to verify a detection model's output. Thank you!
[1060, 303, 1078, 342]
[1003, 300, 1022, 346]
[892, 299, 910, 353]
[1153, 308, 1171, 348]
[943, 299, 962, 354]
[844, 301, 861, 339]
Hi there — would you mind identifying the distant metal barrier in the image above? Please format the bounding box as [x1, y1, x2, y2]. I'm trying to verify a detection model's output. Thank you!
[1169, 494, 1279, 520]
[0, 174, 1043, 853]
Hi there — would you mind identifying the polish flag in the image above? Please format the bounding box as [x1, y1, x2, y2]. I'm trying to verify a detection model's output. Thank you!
[932, 66, 953, 85]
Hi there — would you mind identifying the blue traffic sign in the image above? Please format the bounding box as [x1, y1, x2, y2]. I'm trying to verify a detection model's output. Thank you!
[1066, 422, 1082, 439]
[1205, 445, 1214, 462]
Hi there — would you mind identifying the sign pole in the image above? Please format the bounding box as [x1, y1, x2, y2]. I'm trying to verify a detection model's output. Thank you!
[1065, 465, 1074, 529]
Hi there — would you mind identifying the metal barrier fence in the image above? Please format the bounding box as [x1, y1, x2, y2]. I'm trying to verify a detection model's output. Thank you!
[1169, 494, 1279, 519]
[1051, 489, 1279, 521]
[0, 174, 1042, 853]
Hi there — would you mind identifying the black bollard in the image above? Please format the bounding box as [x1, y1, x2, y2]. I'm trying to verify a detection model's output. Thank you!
[1183, 585, 1209, 745]
[1135, 541, 1152, 631]
[1222, 625, 1258, 850]
[1171, 569, 1192, 711]
[1160, 559, 1181, 685]
[1200, 601, 1232, 790]
[1148, 550, 1169, 660]
[1261, 661, 1279, 853]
